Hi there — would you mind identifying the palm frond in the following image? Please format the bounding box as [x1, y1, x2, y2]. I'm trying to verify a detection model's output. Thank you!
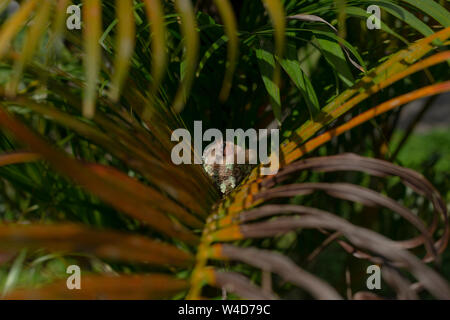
[0, 0, 449, 300]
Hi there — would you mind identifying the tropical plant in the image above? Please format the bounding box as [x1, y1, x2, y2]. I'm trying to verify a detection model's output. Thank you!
[0, 0, 449, 299]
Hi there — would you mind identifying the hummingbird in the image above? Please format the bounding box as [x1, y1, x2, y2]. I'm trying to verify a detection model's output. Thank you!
[202, 139, 257, 194]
